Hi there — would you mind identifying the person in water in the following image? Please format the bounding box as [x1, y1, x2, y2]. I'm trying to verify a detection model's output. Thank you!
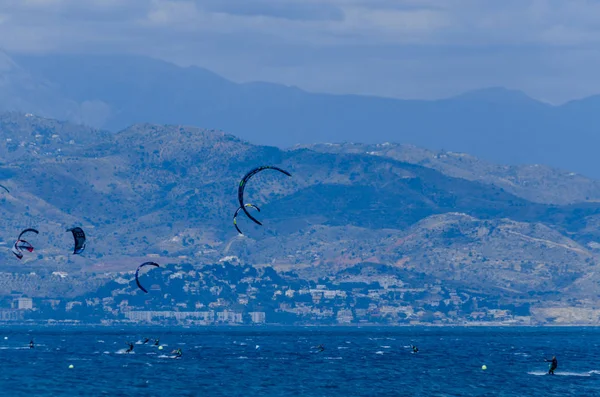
[29, 339, 34, 349]
[154, 338, 160, 346]
[544, 356, 558, 375]
[172, 348, 182, 358]
[125, 342, 134, 354]
[411, 345, 419, 353]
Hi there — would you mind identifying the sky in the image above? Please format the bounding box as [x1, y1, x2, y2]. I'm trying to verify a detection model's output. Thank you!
[1, 0, 599, 104]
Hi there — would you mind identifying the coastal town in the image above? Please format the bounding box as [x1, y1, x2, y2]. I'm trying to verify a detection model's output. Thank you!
[0, 261, 535, 326]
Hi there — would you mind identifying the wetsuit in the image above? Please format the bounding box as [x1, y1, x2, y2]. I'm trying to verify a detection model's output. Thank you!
[125, 342, 134, 353]
[545, 357, 558, 375]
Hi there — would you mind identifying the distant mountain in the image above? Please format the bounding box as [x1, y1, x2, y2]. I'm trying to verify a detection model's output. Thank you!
[0, 52, 78, 121]
[2, 114, 600, 316]
[449, 87, 546, 107]
[3, 52, 600, 177]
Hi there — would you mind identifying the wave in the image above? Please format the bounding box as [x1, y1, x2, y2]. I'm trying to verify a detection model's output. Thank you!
[528, 370, 600, 377]
[0, 346, 30, 350]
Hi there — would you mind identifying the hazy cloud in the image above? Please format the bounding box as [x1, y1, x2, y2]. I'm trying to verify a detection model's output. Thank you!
[1, 0, 600, 102]
[198, 0, 345, 21]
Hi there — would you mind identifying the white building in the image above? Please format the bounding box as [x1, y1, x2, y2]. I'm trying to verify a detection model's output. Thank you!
[250, 312, 266, 324]
[217, 310, 243, 323]
[66, 301, 82, 311]
[123, 311, 215, 324]
[17, 297, 33, 310]
[336, 309, 354, 324]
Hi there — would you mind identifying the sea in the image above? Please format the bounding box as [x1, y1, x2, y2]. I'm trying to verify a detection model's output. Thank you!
[0, 326, 599, 396]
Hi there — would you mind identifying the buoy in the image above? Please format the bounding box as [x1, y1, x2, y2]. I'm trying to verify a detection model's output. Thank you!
[482, 365, 487, 370]
[158, 346, 163, 350]
[68, 364, 74, 369]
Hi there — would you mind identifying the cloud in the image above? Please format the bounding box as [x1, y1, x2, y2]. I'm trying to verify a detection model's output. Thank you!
[3, 0, 599, 48]
[198, 0, 345, 21]
[1, 0, 600, 103]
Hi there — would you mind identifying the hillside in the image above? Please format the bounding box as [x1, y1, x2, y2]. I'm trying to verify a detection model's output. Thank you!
[299, 142, 600, 205]
[2, 114, 600, 324]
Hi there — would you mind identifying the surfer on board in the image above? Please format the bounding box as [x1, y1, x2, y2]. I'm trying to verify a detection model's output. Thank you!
[544, 356, 558, 375]
[172, 348, 182, 358]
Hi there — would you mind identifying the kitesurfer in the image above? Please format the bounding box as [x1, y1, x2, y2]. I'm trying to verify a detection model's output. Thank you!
[316, 344, 325, 353]
[135, 262, 160, 293]
[154, 338, 160, 346]
[29, 339, 34, 349]
[142, 338, 150, 344]
[411, 345, 418, 353]
[172, 348, 182, 358]
[233, 204, 260, 235]
[238, 166, 291, 226]
[544, 356, 558, 375]
[125, 342, 134, 353]
[66, 227, 86, 254]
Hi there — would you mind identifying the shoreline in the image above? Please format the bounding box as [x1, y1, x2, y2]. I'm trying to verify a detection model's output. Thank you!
[1, 321, 599, 328]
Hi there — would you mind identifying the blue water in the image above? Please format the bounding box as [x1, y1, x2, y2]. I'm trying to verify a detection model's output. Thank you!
[1, 327, 599, 396]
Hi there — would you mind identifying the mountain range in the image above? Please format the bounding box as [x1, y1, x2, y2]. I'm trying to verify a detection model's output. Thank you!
[2, 51, 600, 177]
[2, 113, 600, 324]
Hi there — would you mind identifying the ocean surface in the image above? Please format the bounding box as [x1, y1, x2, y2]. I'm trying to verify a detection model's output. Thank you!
[1, 326, 599, 396]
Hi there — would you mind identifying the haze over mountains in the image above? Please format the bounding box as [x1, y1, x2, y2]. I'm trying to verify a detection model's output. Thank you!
[2, 51, 600, 177]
